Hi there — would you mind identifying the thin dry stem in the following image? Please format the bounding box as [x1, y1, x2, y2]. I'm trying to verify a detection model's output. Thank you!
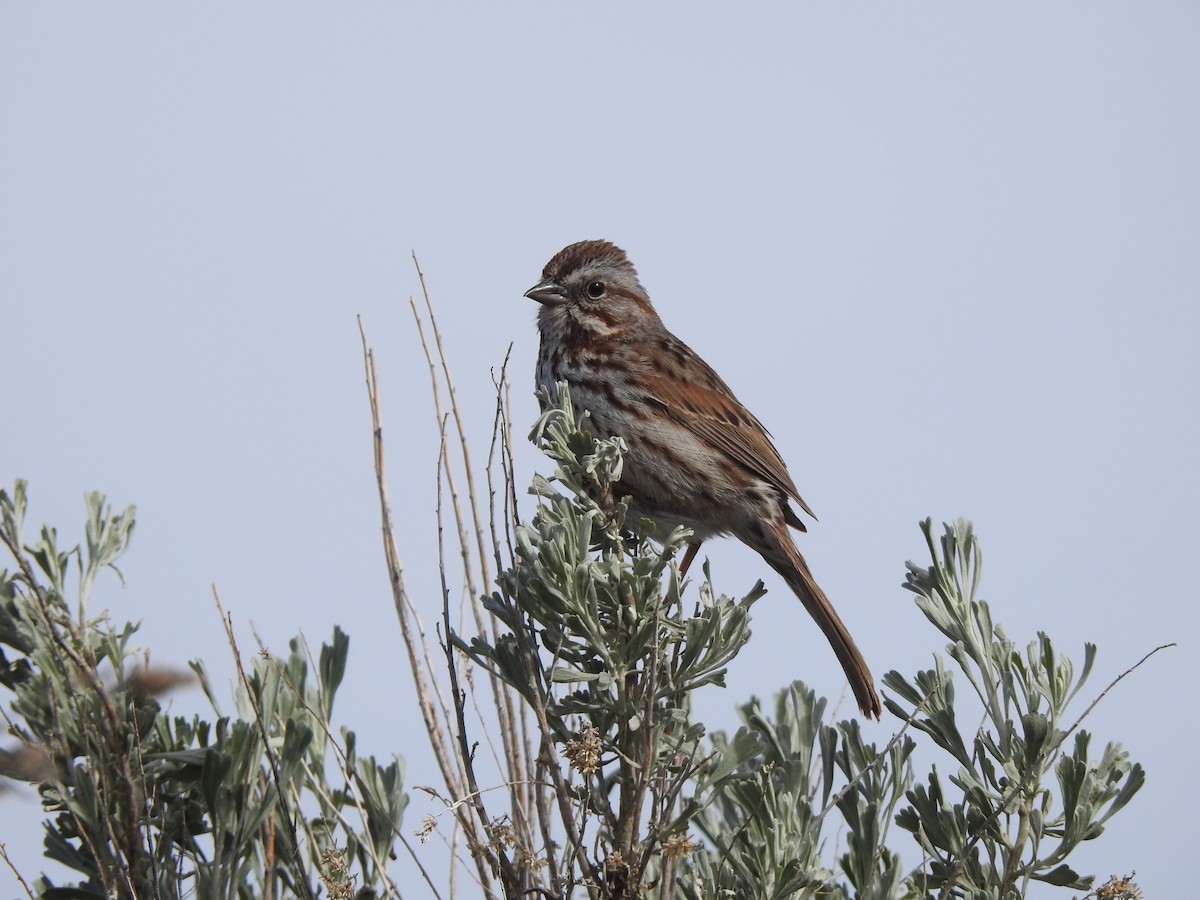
[408, 294, 527, 753]
[408, 294, 526, 793]
[359, 321, 465, 773]
[404, 277, 537, 886]
[481, 355, 538, 860]
[435, 429, 512, 899]
[412, 251, 493, 592]
[413, 282, 521, 691]
[358, 318, 494, 890]
[409, 300, 481, 607]
[0, 844, 35, 900]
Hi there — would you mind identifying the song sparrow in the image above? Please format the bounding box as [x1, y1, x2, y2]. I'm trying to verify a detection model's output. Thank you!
[525, 239, 881, 719]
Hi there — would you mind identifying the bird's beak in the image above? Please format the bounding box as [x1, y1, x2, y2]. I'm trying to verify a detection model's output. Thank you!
[524, 277, 567, 306]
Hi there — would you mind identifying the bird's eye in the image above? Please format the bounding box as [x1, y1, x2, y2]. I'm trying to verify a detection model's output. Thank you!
[586, 281, 606, 299]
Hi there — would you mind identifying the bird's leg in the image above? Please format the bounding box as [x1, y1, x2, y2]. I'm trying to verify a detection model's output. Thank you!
[678, 541, 702, 577]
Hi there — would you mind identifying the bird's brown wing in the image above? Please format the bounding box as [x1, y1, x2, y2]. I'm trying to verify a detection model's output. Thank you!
[640, 361, 817, 524]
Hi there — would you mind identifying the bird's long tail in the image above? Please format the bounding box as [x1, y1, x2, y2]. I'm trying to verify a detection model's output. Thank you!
[750, 518, 881, 719]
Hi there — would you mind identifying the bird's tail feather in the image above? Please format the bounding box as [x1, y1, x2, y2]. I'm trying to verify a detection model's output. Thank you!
[753, 520, 881, 719]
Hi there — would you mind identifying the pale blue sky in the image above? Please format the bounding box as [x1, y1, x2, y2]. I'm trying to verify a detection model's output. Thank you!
[3, 4, 1198, 896]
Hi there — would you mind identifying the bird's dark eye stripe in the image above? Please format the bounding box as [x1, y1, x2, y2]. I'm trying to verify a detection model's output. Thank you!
[586, 281, 606, 299]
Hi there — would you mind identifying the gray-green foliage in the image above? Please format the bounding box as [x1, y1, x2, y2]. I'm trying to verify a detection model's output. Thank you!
[678, 522, 1146, 900]
[453, 386, 1145, 899]
[459, 387, 769, 895]
[0, 481, 406, 899]
[0, 375, 1148, 900]
[682, 684, 912, 900]
[887, 520, 1144, 897]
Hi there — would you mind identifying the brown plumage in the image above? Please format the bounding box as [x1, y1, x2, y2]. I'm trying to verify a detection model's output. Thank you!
[526, 239, 880, 718]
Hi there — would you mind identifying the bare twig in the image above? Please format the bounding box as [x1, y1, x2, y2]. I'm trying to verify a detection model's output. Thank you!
[409, 289, 527, 806]
[359, 320, 470, 784]
[412, 251, 492, 592]
[485, 352, 539, 857]
[0, 843, 35, 899]
[436, 423, 512, 899]
[397, 277, 538, 893]
[408, 291, 529, 824]
[360, 317, 498, 893]
[409, 300, 481, 607]
[1058, 644, 1174, 745]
